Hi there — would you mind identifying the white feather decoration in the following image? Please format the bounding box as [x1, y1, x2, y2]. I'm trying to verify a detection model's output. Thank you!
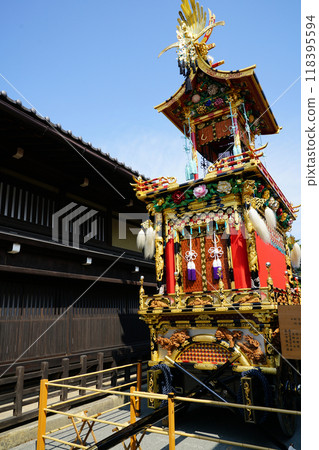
[248, 207, 263, 229]
[248, 207, 270, 244]
[255, 219, 271, 244]
[290, 243, 301, 268]
[136, 228, 145, 250]
[144, 226, 155, 259]
[265, 206, 277, 229]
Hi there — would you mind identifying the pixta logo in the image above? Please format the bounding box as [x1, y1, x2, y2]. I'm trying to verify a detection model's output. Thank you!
[52, 202, 98, 249]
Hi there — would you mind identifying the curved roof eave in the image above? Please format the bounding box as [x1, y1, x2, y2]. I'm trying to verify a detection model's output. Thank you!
[154, 54, 279, 135]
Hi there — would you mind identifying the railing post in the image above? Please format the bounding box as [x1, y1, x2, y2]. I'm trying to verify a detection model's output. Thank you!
[168, 392, 175, 450]
[37, 379, 48, 450]
[125, 364, 131, 385]
[136, 360, 142, 417]
[60, 358, 69, 402]
[80, 355, 87, 395]
[111, 350, 118, 387]
[130, 386, 137, 450]
[14, 366, 24, 417]
[97, 352, 104, 390]
[41, 361, 49, 379]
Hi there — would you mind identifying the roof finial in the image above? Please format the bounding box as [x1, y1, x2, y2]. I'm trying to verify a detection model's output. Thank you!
[159, 0, 225, 86]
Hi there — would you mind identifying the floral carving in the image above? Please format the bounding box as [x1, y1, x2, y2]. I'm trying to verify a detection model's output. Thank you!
[192, 94, 201, 103]
[214, 98, 224, 108]
[217, 180, 232, 194]
[207, 84, 219, 95]
[172, 190, 185, 204]
[193, 184, 208, 199]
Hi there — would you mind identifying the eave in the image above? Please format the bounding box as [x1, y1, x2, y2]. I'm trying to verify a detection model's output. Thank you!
[154, 55, 279, 136]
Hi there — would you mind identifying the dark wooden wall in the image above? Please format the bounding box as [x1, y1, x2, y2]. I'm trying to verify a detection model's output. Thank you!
[0, 276, 149, 365]
[0, 98, 155, 372]
[0, 174, 108, 249]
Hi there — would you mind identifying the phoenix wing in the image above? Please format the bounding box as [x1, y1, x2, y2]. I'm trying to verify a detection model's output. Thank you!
[177, 0, 207, 37]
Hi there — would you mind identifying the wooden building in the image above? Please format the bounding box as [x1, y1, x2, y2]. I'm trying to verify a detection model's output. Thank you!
[0, 90, 155, 373]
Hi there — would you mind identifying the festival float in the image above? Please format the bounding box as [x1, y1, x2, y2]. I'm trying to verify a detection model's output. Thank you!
[132, 0, 301, 437]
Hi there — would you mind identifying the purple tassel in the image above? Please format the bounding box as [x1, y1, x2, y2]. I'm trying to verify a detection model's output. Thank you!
[213, 259, 222, 280]
[187, 261, 196, 281]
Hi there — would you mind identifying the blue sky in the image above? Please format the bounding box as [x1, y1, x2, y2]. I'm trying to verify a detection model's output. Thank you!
[1, 0, 300, 238]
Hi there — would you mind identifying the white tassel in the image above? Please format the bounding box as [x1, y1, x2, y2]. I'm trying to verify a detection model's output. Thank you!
[265, 206, 277, 229]
[137, 228, 145, 250]
[290, 243, 301, 268]
[248, 207, 270, 244]
[144, 226, 155, 259]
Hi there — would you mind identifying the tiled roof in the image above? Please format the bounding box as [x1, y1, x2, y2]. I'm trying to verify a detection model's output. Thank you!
[0, 90, 147, 179]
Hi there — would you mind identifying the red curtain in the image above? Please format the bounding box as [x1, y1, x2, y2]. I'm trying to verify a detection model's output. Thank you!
[230, 227, 251, 289]
[255, 233, 287, 289]
[165, 239, 175, 294]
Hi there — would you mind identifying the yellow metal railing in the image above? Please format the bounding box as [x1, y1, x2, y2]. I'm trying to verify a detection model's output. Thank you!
[37, 364, 301, 450]
[36, 361, 143, 450]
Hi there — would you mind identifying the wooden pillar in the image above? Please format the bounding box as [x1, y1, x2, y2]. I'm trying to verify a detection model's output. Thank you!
[97, 352, 104, 390]
[80, 355, 87, 395]
[36, 379, 48, 450]
[60, 358, 69, 402]
[14, 366, 24, 417]
[41, 361, 49, 380]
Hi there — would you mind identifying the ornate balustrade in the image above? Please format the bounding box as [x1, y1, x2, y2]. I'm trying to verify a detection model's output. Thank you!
[139, 283, 301, 312]
[138, 286, 288, 312]
[205, 149, 263, 179]
[131, 150, 264, 200]
[131, 176, 178, 199]
[273, 288, 301, 306]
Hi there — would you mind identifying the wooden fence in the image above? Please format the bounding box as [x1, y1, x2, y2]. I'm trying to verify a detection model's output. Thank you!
[0, 351, 147, 431]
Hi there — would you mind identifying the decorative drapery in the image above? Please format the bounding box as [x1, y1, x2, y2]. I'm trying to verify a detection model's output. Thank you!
[165, 238, 175, 294]
[255, 232, 287, 289]
[230, 226, 251, 289]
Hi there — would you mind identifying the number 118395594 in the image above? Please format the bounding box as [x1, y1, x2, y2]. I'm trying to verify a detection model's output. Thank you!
[305, 15, 316, 82]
